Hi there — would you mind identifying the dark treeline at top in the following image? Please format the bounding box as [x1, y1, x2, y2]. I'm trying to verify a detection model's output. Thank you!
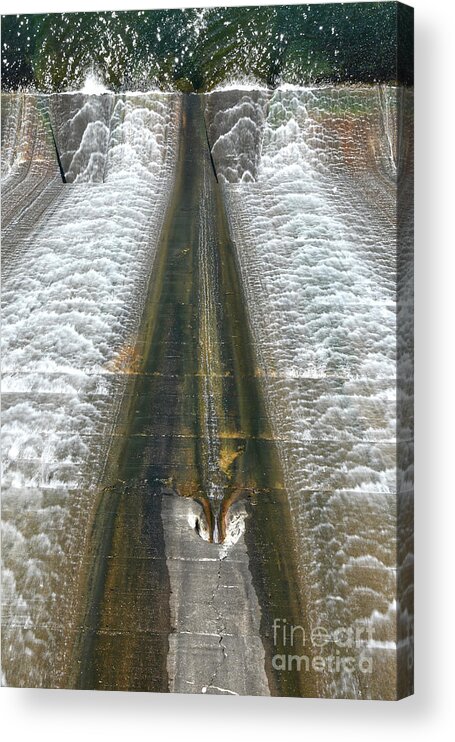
[1, 3, 413, 92]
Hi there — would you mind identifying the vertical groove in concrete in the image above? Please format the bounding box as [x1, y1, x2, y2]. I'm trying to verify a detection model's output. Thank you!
[70, 94, 309, 695]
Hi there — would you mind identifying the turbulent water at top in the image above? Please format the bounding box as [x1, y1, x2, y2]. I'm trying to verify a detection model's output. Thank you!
[1, 5, 413, 93]
[1, 91, 180, 686]
[205, 85, 413, 699]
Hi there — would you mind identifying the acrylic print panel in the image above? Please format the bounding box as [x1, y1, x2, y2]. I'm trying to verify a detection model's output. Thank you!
[1, 2, 414, 699]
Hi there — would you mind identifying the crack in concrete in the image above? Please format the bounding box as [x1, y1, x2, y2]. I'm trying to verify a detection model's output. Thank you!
[202, 547, 228, 694]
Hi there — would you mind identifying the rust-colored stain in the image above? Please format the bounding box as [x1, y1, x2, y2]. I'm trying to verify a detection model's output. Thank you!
[107, 343, 142, 374]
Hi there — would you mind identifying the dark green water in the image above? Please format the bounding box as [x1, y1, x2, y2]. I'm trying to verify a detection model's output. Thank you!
[1, 4, 413, 92]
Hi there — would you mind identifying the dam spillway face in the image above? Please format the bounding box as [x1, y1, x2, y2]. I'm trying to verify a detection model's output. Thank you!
[1, 19, 413, 700]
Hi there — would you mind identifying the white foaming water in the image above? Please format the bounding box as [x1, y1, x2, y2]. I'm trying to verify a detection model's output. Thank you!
[211, 75, 270, 93]
[1, 91, 180, 686]
[206, 85, 413, 699]
[80, 71, 109, 96]
[1, 94, 63, 263]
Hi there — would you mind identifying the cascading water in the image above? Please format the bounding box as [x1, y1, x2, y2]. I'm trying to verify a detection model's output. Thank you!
[1, 80, 412, 699]
[1, 90, 180, 687]
[1, 94, 64, 274]
[205, 84, 413, 699]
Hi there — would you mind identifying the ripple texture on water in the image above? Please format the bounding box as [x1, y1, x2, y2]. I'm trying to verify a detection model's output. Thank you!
[205, 85, 413, 699]
[1, 91, 180, 687]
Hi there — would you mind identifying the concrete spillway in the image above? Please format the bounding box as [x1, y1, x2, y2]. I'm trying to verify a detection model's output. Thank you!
[1, 86, 413, 699]
[70, 94, 307, 696]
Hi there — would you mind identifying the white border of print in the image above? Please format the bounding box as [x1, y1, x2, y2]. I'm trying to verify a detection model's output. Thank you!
[1, 2, 454, 742]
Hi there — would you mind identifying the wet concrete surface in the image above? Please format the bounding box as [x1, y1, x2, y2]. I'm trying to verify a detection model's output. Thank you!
[71, 94, 311, 695]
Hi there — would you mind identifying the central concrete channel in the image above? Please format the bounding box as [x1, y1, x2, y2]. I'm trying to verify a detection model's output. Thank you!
[70, 94, 315, 696]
